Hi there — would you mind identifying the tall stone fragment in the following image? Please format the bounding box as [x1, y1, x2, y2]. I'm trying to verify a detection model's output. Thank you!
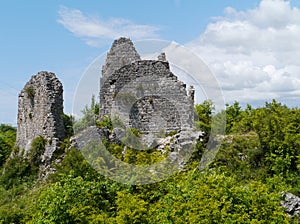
[16, 71, 65, 160]
[101, 37, 141, 79]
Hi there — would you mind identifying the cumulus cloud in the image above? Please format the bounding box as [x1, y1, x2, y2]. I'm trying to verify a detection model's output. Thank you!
[57, 6, 160, 47]
[188, 0, 300, 107]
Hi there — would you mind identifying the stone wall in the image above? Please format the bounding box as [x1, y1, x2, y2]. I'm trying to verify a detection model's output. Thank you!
[101, 37, 141, 82]
[100, 38, 194, 134]
[16, 71, 65, 159]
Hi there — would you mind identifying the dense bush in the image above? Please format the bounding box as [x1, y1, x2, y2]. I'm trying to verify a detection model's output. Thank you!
[217, 100, 300, 192]
[0, 155, 37, 190]
[0, 124, 16, 167]
[0, 136, 46, 190]
[28, 135, 46, 166]
[31, 176, 117, 223]
[62, 113, 74, 137]
[29, 168, 291, 223]
[0, 100, 299, 223]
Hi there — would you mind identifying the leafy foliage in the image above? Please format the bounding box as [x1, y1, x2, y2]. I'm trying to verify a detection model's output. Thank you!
[27, 135, 46, 166]
[194, 100, 214, 135]
[0, 136, 46, 190]
[31, 176, 116, 223]
[213, 100, 300, 193]
[73, 95, 99, 133]
[50, 147, 99, 182]
[0, 155, 37, 190]
[25, 86, 35, 99]
[0, 124, 16, 167]
[0, 100, 299, 223]
[148, 170, 290, 223]
[61, 113, 74, 137]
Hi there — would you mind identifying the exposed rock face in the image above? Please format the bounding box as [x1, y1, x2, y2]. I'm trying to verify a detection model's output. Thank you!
[16, 71, 65, 160]
[154, 130, 204, 169]
[70, 126, 109, 150]
[100, 38, 194, 135]
[71, 126, 203, 172]
[281, 192, 300, 218]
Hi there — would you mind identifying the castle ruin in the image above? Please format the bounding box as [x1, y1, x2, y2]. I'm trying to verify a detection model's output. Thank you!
[15, 38, 196, 160]
[100, 37, 195, 134]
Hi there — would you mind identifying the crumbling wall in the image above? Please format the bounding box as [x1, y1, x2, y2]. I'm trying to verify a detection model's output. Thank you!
[16, 71, 65, 159]
[101, 37, 141, 81]
[100, 38, 195, 134]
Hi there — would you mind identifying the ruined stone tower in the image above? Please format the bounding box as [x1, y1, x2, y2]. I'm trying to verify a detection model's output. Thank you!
[101, 37, 141, 79]
[16, 71, 65, 159]
[100, 38, 195, 134]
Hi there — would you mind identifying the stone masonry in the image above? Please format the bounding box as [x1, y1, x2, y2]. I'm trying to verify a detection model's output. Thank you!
[100, 37, 195, 134]
[101, 37, 141, 79]
[16, 71, 66, 160]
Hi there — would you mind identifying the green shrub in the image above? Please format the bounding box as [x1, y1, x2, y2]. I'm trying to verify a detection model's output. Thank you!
[96, 115, 113, 130]
[0, 156, 37, 190]
[28, 136, 46, 166]
[31, 176, 116, 223]
[25, 86, 35, 99]
[61, 113, 74, 137]
[0, 124, 16, 167]
[50, 147, 98, 181]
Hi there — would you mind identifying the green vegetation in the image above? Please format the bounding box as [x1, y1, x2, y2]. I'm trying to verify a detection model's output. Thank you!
[0, 124, 16, 167]
[73, 95, 99, 133]
[28, 136, 46, 166]
[214, 100, 300, 193]
[0, 99, 299, 223]
[194, 99, 214, 135]
[62, 113, 74, 137]
[0, 135, 46, 190]
[25, 86, 35, 99]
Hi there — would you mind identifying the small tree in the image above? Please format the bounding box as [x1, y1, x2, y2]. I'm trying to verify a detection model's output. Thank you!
[73, 95, 99, 133]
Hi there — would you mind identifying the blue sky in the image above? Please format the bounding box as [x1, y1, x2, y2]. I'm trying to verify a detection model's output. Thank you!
[1, 0, 300, 125]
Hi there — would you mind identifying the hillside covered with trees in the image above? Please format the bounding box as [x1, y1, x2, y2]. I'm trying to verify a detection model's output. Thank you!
[0, 100, 299, 223]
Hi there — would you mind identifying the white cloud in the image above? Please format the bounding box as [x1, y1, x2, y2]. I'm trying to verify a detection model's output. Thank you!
[188, 0, 300, 107]
[57, 6, 160, 47]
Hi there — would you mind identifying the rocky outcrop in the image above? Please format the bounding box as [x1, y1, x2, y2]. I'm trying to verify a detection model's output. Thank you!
[154, 130, 203, 169]
[281, 192, 300, 218]
[71, 125, 203, 171]
[70, 126, 109, 150]
[16, 71, 66, 162]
